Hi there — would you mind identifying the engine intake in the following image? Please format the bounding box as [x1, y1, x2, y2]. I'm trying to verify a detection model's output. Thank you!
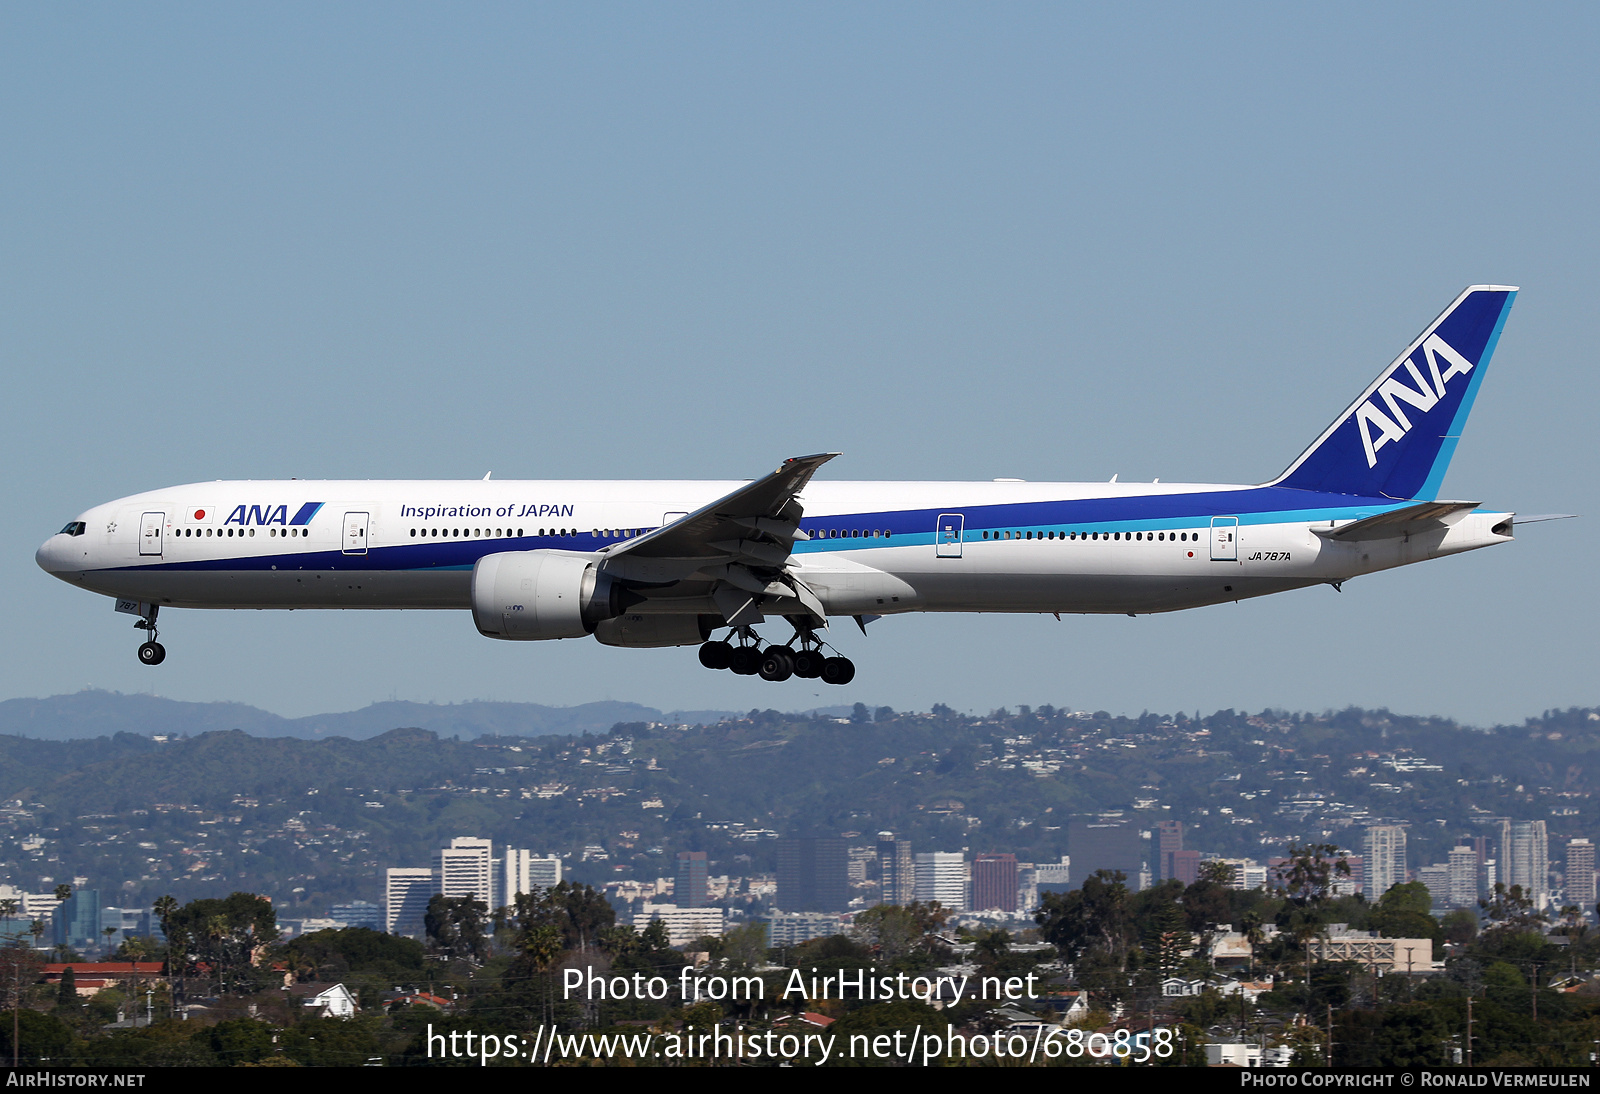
[471, 551, 620, 640]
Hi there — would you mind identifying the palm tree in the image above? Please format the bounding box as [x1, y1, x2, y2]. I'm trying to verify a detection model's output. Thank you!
[0, 899, 18, 947]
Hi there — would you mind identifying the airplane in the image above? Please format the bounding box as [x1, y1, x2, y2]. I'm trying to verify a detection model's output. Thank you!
[38, 286, 1531, 686]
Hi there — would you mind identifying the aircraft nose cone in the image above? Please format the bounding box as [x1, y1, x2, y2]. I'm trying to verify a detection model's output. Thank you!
[36, 535, 70, 575]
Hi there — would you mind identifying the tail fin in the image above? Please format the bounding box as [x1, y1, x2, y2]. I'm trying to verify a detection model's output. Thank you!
[1270, 286, 1517, 500]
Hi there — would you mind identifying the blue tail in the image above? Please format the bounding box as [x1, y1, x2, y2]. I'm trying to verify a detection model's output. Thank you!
[1271, 286, 1517, 500]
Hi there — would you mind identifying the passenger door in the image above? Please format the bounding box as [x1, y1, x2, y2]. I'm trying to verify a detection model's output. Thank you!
[139, 512, 165, 557]
[342, 512, 370, 555]
[936, 513, 964, 558]
[1210, 516, 1239, 562]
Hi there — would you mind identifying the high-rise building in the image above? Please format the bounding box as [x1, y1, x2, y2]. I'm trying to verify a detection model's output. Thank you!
[1069, 816, 1142, 889]
[777, 837, 850, 912]
[501, 849, 562, 906]
[1567, 839, 1596, 908]
[1156, 821, 1185, 882]
[676, 851, 709, 908]
[329, 901, 384, 930]
[972, 853, 1019, 913]
[1500, 820, 1550, 909]
[1363, 825, 1407, 897]
[913, 852, 966, 911]
[1017, 863, 1039, 913]
[1169, 850, 1202, 886]
[634, 904, 724, 946]
[877, 833, 915, 906]
[1447, 844, 1479, 909]
[385, 868, 435, 938]
[52, 889, 100, 950]
[1418, 864, 1450, 904]
[437, 837, 494, 905]
[1035, 856, 1072, 896]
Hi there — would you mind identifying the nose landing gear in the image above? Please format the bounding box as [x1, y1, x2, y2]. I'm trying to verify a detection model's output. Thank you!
[133, 606, 165, 666]
[696, 625, 854, 684]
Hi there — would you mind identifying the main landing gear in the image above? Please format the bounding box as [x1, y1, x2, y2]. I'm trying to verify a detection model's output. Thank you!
[697, 626, 855, 685]
[134, 606, 165, 666]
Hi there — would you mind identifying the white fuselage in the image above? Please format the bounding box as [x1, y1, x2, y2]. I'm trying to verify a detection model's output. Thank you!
[35, 477, 1513, 621]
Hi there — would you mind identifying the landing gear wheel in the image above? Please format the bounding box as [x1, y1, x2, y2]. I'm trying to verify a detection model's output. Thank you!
[758, 647, 795, 682]
[728, 646, 761, 676]
[698, 641, 733, 670]
[791, 648, 825, 679]
[821, 656, 855, 685]
[137, 641, 166, 666]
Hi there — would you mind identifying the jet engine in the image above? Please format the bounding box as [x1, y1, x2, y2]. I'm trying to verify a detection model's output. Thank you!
[471, 551, 621, 640]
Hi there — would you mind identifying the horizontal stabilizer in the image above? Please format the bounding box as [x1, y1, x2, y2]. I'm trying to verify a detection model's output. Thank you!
[1511, 513, 1577, 525]
[1313, 500, 1479, 541]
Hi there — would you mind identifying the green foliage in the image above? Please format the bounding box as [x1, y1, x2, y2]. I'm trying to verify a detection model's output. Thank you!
[166, 892, 278, 994]
[424, 894, 489, 964]
[56, 965, 78, 1008]
[280, 1016, 390, 1067]
[1035, 870, 1130, 966]
[0, 1009, 74, 1064]
[852, 902, 951, 964]
[283, 927, 426, 983]
[205, 1018, 277, 1065]
[824, 999, 946, 1066]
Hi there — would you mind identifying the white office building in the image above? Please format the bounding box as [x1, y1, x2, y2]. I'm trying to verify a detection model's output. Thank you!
[913, 852, 966, 911]
[1500, 820, 1549, 909]
[437, 837, 494, 905]
[503, 849, 562, 906]
[1447, 845, 1479, 909]
[634, 904, 725, 946]
[1363, 826, 1407, 897]
[385, 868, 436, 938]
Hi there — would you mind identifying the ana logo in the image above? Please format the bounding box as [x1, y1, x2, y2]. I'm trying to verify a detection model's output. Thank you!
[223, 502, 324, 527]
[1353, 334, 1475, 468]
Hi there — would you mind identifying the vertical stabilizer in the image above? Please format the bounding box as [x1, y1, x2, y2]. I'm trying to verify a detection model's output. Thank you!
[1270, 286, 1517, 500]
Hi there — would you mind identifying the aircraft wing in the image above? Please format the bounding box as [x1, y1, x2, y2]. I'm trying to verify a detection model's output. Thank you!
[596, 453, 838, 626]
[1313, 500, 1480, 541]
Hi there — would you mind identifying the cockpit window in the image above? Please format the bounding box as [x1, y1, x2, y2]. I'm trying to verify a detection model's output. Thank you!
[58, 521, 86, 537]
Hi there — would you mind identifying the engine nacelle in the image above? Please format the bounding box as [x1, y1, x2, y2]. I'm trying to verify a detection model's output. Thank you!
[471, 551, 618, 640]
[593, 613, 717, 649]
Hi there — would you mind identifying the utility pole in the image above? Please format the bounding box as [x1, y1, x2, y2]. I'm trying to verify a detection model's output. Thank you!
[1466, 995, 1474, 1067]
[11, 950, 20, 1067]
[1326, 1003, 1334, 1067]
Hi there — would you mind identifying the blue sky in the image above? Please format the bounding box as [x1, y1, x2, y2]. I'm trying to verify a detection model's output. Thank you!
[3, 4, 1595, 724]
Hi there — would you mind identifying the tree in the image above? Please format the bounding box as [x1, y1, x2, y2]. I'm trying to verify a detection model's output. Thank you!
[1277, 843, 1351, 909]
[56, 966, 78, 1009]
[502, 882, 615, 955]
[853, 902, 949, 962]
[1036, 870, 1131, 967]
[1480, 883, 1547, 935]
[424, 894, 489, 964]
[164, 893, 278, 995]
[1276, 843, 1351, 1009]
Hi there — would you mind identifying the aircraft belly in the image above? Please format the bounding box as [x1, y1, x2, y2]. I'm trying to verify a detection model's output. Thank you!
[77, 568, 471, 609]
